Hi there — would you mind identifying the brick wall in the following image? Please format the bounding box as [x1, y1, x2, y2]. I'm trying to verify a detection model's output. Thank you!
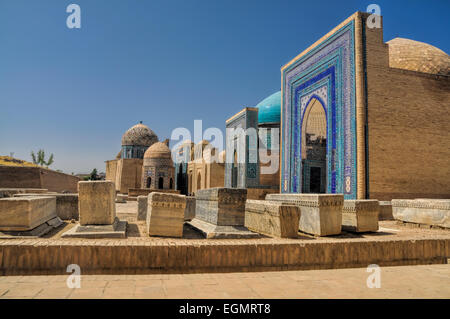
[364, 16, 450, 200]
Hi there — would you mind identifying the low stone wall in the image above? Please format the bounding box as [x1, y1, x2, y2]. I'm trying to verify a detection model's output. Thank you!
[0, 238, 448, 275]
[0, 166, 79, 193]
[0, 188, 49, 198]
[392, 199, 450, 228]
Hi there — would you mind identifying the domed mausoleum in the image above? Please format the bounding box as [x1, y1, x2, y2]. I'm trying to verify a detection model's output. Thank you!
[141, 140, 175, 190]
[255, 91, 281, 125]
[105, 121, 163, 194]
[387, 38, 450, 76]
[224, 91, 281, 199]
[121, 122, 158, 159]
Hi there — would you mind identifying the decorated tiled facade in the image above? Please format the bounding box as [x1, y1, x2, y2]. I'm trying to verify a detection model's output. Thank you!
[281, 20, 357, 199]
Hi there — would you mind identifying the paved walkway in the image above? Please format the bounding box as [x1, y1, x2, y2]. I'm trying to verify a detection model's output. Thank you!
[0, 264, 449, 298]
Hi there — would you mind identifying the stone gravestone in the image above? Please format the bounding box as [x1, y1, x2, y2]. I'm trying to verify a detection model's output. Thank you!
[379, 201, 393, 220]
[62, 181, 127, 238]
[188, 187, 259, 238]
[245, 200, 300, 238]
[392, 199, 450, 229]
[0, 196, 62, 238]
[342, 200, 379, 232]
[137, 195, 148, 221]
[147, 192, 186, 237]
[266, 193, 343, 236]
[184, 196, 196, 221]
[13, 193, 79, 220]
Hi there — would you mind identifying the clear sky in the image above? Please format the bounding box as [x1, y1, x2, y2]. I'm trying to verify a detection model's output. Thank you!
[1, 0, 449, 174]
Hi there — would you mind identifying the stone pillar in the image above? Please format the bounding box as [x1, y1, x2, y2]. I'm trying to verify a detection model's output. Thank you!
[78, 181, 116, 225]
[266, 193, 343, 236]
[245, 200, 300, 238]
[342, 200, 379, 232]
[147, 192, 186, 237]
[137, 195, 148, 221]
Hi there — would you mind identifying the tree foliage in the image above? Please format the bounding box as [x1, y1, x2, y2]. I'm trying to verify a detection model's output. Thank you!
[31, 149, 54, 167]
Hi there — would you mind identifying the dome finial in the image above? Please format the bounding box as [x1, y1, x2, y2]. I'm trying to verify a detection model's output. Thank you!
[139, 121, 143, 124]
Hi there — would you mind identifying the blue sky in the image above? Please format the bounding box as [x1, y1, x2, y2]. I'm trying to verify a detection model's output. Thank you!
[1, 0, 449, 174]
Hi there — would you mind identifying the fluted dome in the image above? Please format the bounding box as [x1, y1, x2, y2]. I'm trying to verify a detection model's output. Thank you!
[121, 122, 158, 146]
[387, 38, 450, 76]
[255, 91, 281, 124]
[144, 142, 172, 159]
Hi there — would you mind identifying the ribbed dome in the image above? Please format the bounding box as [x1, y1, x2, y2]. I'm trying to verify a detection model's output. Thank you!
[144, 142, 172, 159]
[121, 122, 158, 146]
[255, 91, 281, 124]
[387, 38, 450, 76]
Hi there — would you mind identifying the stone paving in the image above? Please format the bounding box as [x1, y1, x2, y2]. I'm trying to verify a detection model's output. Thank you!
[0, 264, 448, 299]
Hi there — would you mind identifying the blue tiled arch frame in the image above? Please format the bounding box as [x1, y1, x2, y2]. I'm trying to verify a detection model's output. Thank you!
[281, 20, 357, 198]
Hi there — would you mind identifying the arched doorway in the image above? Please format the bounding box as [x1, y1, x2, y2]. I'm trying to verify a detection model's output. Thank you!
[146, 177, 151, 188]
[197, 172, 202, 191]
[231, 150, 238, 188]
[301, 97, 327, 193]
[158, 177, 164, 189]
[169, 178, 173, 189]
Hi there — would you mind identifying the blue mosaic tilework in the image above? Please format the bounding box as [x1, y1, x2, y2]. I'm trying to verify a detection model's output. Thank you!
[281, 20, 357, 199]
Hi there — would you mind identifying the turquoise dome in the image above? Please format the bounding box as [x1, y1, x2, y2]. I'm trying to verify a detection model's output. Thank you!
[255, 91, 281, 124]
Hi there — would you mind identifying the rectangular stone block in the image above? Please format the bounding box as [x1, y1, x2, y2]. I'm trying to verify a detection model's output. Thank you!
[342, 200, 379, 232]
[115, 194, 127, 203]
[392, 199, 450, 228]
[147, 192, 186, 237]
[78, 181, 116, 225]
[184, 196, 195, 221]
[266, 193, 343, 236]
[379, 201, 393, 220]
[195, 188, 247, 226]
[13, 193, 78, 220]
[0, 196, 56, 231]
[245, 200, 300, 238]
[137, 195, 147, 221]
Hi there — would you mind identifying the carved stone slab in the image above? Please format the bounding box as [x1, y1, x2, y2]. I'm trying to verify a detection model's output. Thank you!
[245, 200, 300, 238]
[195, 188, 247, 226]
[342, 200, 379, 232]
[266, 193, 343, 236]
[184, 196, 196, 221]
[392, 199, 450, 228]
[78, 181, 116, 225]
[147, 192, 186, 238]
[137, 195, 147, 221]
[379, 201, 393, 220]
[0, 196, 57, 231]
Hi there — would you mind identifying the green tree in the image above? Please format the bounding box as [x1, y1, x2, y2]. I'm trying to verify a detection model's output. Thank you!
[89, 168, 99, 181]
[31, 149, 54, 168]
